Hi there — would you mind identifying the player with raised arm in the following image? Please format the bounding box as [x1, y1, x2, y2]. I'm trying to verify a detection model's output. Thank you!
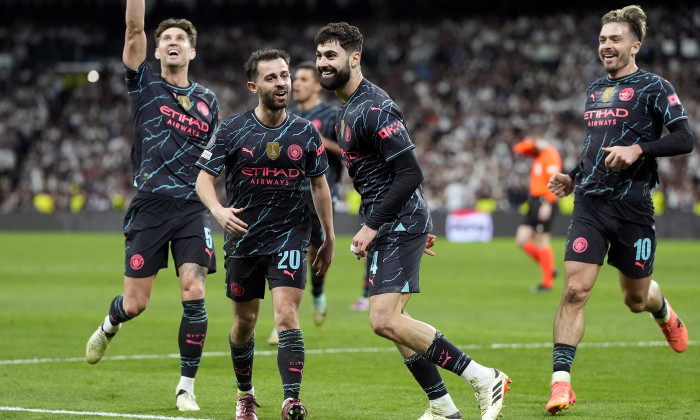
[85, 0, 219, 412]
[545, 5, 693, 415]
[315, 22, 510, 420]
[196, 49, 334, 420]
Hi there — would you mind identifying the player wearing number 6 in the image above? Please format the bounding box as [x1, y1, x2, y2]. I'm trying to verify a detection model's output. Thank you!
[195, 49, 334, 420]
[545, 5, 694, 415]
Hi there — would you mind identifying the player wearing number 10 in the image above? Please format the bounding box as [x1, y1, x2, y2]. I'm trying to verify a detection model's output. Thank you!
[196, 49, 334, 420]
[545, 5, 693, 415]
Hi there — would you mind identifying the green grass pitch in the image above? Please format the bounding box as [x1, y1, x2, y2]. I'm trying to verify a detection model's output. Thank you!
[0, 232, 698, 419]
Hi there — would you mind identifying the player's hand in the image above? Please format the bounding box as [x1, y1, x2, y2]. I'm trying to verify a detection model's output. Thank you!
[351, 225, 377, 258]
[424, 233, 436, 256]
[213, 207, 248, 237]
[602, 145, 642, 172]
[548, 173, 574, 198]
[312, 238, 335, 276]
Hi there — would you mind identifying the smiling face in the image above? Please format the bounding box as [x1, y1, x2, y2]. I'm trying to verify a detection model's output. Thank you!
[598, 21, 640, 78]
[316, 41, 353, 92]
[155, 27, 195, 69]
[250, 58, 291, 111]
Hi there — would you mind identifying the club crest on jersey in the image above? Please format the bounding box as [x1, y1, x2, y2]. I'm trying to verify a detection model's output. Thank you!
[619, 88, 634, 101]
[177, 95, 192, 110]
[287, 144, 303, 161]
[266, 142, 280, 160]
[601, 87, 615, 103]
[197, 101, 210, 116]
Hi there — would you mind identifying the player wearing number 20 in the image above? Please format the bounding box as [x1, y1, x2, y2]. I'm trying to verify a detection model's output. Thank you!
[196, 49, 334, 419]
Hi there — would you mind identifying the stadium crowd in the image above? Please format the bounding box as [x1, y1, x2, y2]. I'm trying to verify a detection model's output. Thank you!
[1, 4, 699, 214]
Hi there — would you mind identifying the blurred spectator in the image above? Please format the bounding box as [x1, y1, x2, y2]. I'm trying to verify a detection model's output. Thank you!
[1, 4, 698, 213]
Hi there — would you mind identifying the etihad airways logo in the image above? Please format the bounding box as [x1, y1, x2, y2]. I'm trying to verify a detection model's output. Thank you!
[161, 105, 209, 136]
[241, 166, 301, 186]
[583, 108, 629, 127]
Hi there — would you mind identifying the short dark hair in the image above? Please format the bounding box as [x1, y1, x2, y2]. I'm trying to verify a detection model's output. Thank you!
[244, 49, 291, 82]
[314, 22, 363, 54]
[295, 60, 320, 82]
[155, 18, 197, 48]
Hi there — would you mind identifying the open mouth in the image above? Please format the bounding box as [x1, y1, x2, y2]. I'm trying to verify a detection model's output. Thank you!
[168, 49, 180, 57]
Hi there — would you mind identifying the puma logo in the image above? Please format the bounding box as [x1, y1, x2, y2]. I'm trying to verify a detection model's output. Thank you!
[204, 248, 214, 260]
[242, 146, 256, 157]
[186, 338, 204, 347]
[438, 350, 452, 368]
[368, 275, 375, 286]
[370, 106, 382, 111]
[288, 367, 304, 375]
[283, 270, 296, 280]
[635, 261, 647, 270]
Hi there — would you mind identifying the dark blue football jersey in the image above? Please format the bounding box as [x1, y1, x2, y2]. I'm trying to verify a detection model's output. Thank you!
[576, 69, 688, 200]
[125, 61, 219, 200]
[196, 110, 328, 256]
[294, 102, 343, 201]
[335, 78, 432, 237]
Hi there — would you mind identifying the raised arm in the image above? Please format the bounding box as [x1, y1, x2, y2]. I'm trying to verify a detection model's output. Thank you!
[123, 0, 148, 70]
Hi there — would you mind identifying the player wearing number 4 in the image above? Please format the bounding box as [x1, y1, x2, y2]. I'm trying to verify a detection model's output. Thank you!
[545, 5, 693, 416]
[85, 0, 219, 412]
[196, 49, 334, 420]
[316, 22, 510, 420]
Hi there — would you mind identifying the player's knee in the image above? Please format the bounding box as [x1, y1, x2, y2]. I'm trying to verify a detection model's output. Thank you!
[234, 311, 258, 331]
[562, 284, 590, 305]
[181, 280, 205, 299]
[368, 314, 395, 339]
[123, 301, 146, 318]
[274, 306, 299, 330]
[623, 294, 646, 313]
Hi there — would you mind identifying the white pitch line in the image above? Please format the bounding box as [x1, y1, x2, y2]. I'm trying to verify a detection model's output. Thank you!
[0, 340, 694, 365]
[0, 406, 211, 419]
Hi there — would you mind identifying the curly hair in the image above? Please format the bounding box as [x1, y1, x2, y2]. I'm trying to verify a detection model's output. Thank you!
[313, 22, 363, 53]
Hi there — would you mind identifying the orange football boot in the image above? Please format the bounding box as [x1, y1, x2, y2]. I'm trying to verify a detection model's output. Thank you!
[546, 381, 576, 415]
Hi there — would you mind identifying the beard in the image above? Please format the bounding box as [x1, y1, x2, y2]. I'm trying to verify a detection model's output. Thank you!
[261, 90, 289, 111]
[319, 63, 351, 91]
